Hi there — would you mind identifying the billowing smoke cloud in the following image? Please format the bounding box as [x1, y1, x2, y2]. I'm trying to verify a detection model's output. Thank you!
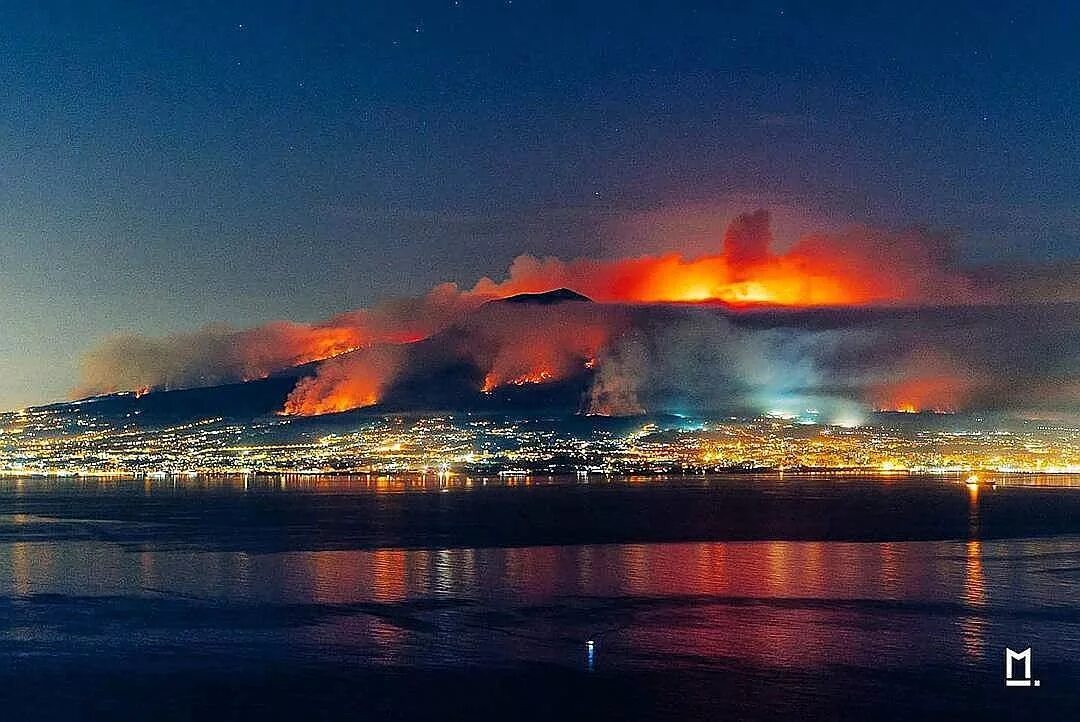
[723, 208, 773, 272]
[583, 303, 1078, 420]
[469, 299, 620, 391]
[583, 309, 872, 419]
[77, 210, 1080, 418]
[866, 347, 981, 413]
[76, 283, 484, 397]
[280, 300, 1078, 419]
[77, 321, 359, 397]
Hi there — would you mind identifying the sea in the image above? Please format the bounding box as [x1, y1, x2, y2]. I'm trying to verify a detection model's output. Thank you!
[1, 473, 1079, 721]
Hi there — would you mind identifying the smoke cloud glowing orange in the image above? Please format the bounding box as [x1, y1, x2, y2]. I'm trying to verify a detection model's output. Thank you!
[870, 350, 980, 414]
[468, 211, 984, 307]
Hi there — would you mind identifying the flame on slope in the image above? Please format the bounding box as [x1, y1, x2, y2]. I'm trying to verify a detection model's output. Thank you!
[482, 369, 556, 393]
[874, 379, 966, 414]
[282, 346, 404, 416]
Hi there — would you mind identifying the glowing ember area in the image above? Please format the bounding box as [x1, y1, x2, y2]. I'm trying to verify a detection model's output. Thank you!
[870, 352, 979, 414]
[511, 371, 554, 385]
[584, 393, 645, 418]
[874, 382, 964, 414]
[483, 369, 555, 392]
[281, 326, 364, 365]
[283, 387, 378, 416]
[282, 347, 403, 416]
[233, 323, 365, 382]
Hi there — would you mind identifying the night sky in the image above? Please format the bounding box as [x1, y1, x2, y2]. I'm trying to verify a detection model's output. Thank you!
[2, 1, 1078, 409]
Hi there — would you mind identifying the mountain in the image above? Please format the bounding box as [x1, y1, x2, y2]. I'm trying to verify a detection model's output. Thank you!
[49, 287, 600, 421]
[40, 365, 316, 421]
[366, 286, 597, 414]
[40, 298, 1080, 423]
[492, 288, 593, 305]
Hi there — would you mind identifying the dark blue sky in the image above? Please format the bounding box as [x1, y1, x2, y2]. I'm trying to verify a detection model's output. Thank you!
[1, 0, 1078, 407]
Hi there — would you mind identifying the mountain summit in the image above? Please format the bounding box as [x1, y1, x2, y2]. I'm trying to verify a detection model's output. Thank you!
[491, 288, 593, 305]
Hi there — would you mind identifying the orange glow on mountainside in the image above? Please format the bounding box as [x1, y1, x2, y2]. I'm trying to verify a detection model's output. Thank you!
[482, 369, 556, 393]
[281, 346, 403, 416]
[872, 373, 977, 415]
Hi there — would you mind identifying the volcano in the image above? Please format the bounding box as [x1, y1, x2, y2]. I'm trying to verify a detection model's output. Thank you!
[48, 296, 1080, 423]
[58, 288, 601, 421]
[492, 287, 593, 305]
[64, 208, 1080, 424]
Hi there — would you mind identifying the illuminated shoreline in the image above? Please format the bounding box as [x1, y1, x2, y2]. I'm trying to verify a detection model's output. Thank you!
[2, 467, 1079, 482]
[4, 407, 1078, 480]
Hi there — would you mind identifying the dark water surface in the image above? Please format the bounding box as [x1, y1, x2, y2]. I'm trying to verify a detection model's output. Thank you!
[2, 474, 1079, 721]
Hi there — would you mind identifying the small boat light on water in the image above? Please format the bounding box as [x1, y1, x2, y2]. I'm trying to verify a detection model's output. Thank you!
[965, 473, 980, 487]
[585, 639, 596, 671]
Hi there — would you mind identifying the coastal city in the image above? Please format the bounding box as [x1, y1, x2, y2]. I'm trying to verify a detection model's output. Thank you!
[2, 402, 1078, 479]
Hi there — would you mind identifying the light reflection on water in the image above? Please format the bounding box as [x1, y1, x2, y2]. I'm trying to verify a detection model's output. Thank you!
[2, 534, 1080, 672]
[2, 474, 1080, 682]
[4, 470, 1080, 495]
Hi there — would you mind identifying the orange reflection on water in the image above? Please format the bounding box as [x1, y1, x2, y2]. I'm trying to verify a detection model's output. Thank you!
[0, 517, 1041, 673]
[959, 538, 987, 663]
[372, 549, 407, 602]
[966, 481, 980, 537]
[954, 480, 988, 662]
[307, 548, 408, 604]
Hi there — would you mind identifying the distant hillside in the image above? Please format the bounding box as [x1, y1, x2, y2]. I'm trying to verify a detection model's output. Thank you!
[46, 289, 600, 421]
